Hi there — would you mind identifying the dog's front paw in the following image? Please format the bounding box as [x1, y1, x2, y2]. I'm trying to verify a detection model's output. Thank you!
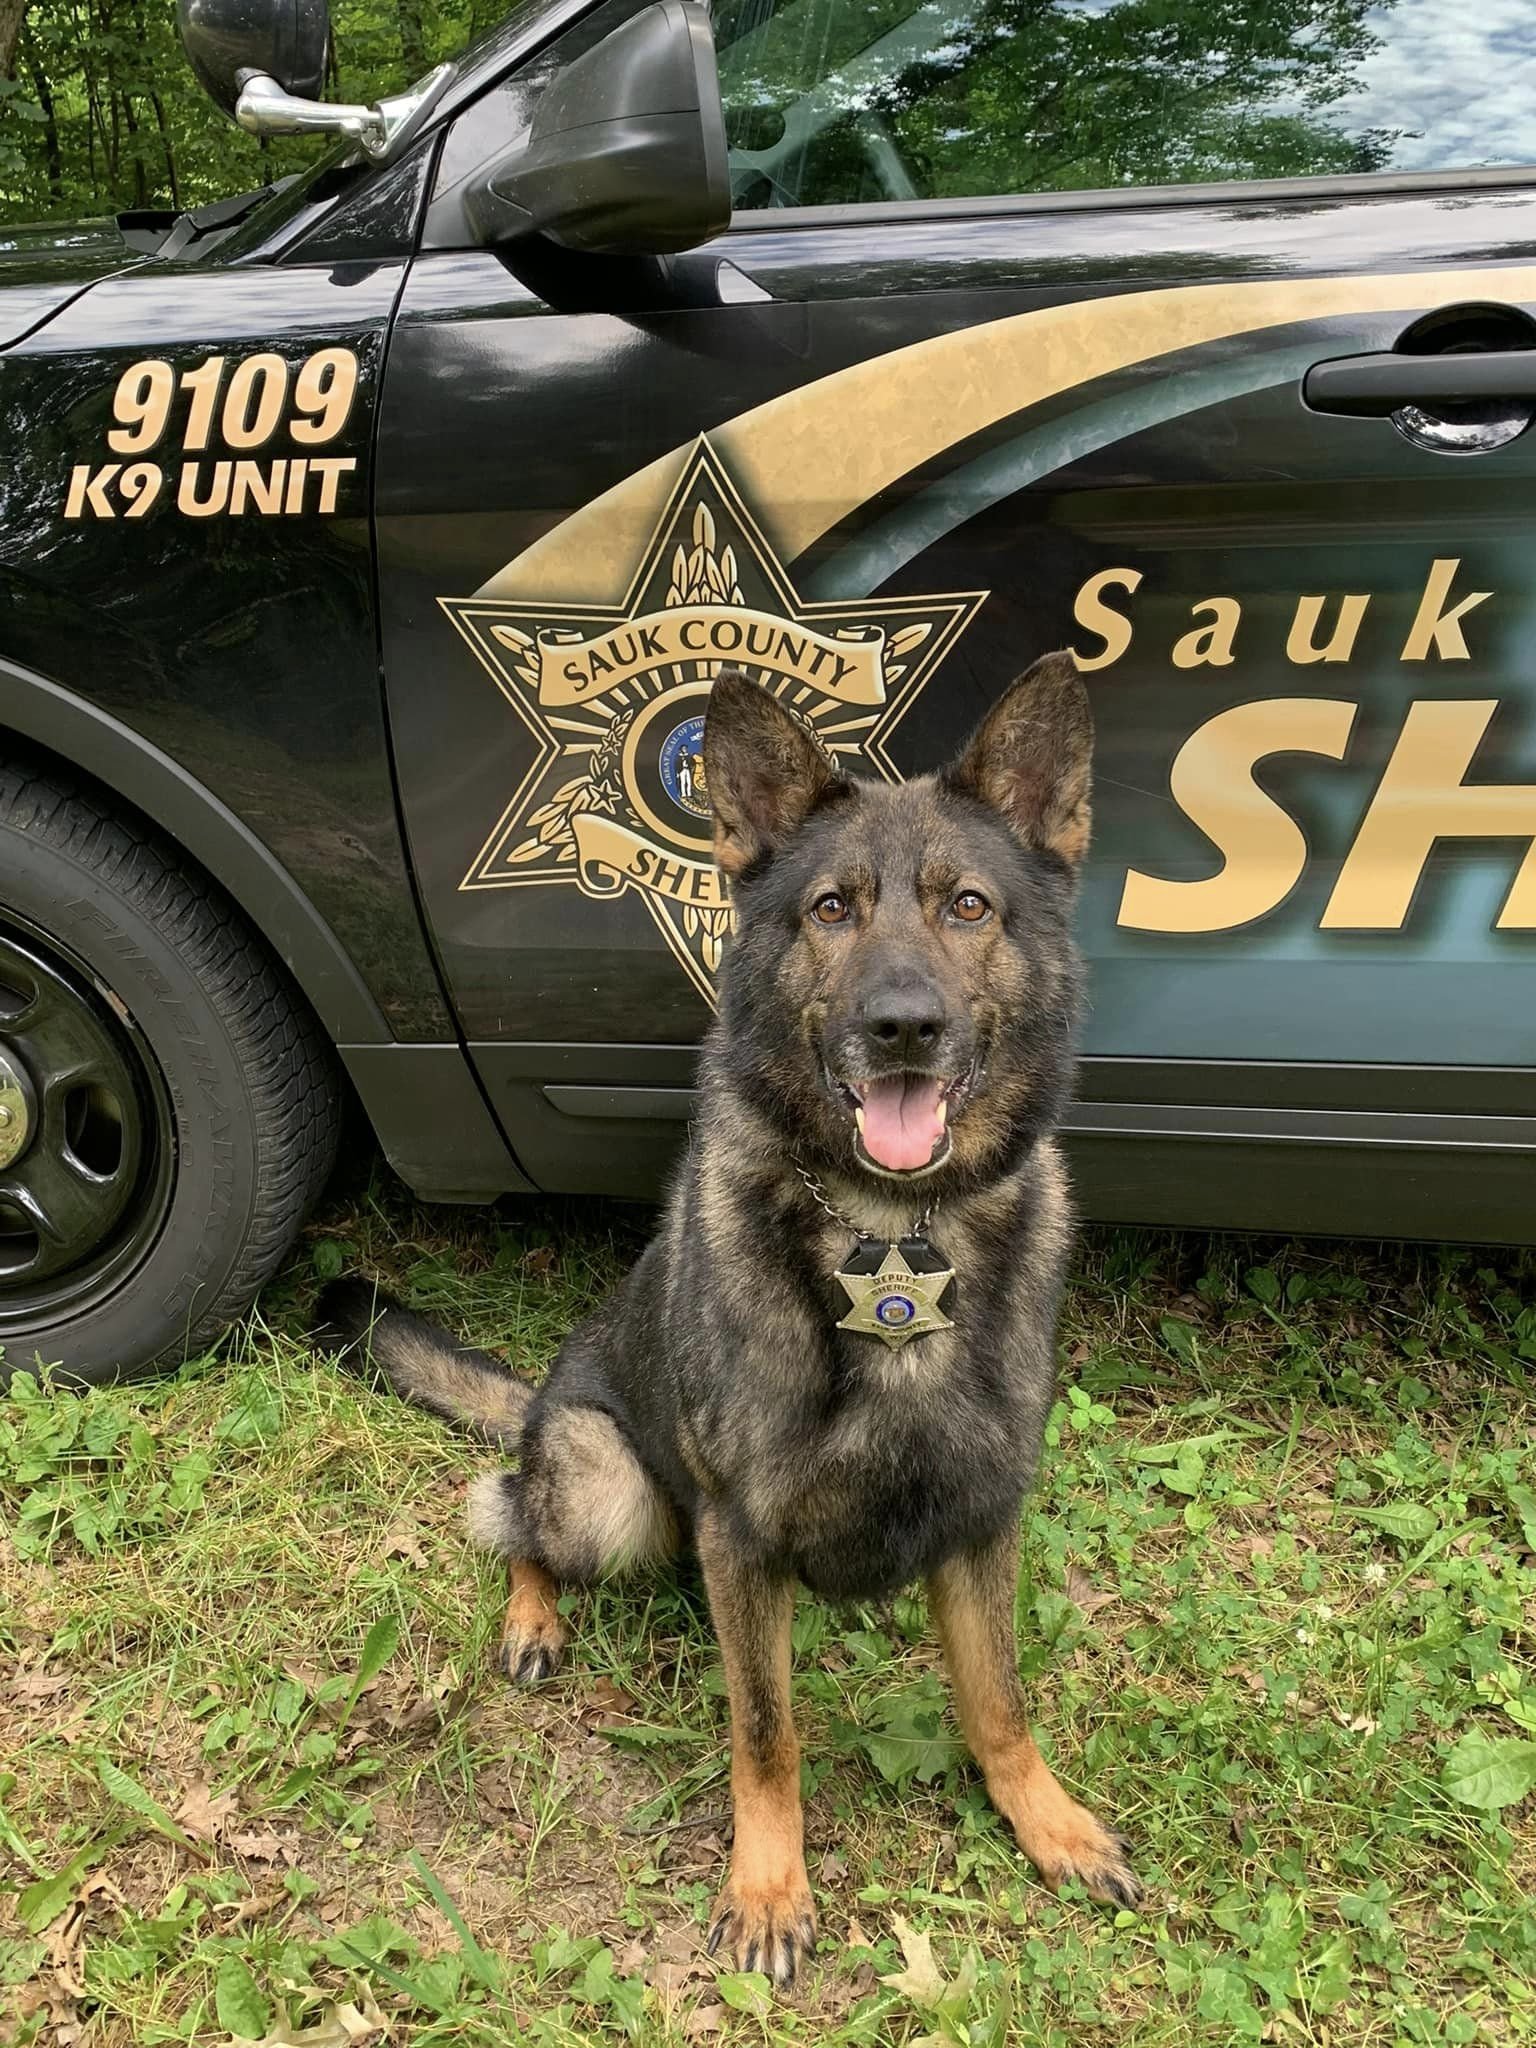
[706, 1873, 817, 1988]
[1012, 1783, 1140, 1908]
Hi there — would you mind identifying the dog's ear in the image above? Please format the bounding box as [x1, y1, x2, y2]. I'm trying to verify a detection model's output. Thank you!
[704, 669, 842, 877]
[945, 650, 1093, 869]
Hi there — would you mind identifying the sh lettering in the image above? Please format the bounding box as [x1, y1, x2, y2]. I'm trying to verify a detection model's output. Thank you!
[1069, 562, 1536, 933]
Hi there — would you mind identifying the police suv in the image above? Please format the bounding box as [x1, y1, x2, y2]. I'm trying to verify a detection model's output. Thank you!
[1, 0, 1533, 1378]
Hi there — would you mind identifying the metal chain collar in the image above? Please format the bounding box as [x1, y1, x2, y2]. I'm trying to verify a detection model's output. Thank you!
[793, 1162, 939, 1242]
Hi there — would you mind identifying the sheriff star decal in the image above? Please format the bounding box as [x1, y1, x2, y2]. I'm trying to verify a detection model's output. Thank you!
[441, 439, 986, 1004]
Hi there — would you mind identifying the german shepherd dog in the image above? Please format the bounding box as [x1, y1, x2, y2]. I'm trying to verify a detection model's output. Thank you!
[316, 653, 1139, 1987]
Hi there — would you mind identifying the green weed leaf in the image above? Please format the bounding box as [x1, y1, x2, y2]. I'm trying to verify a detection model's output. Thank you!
[1504, 1480, 1536, 1552]
[842, 1676, 962, 1788]
[0, 1936, 48, 1987]
[1352, 1502, 1438, 1545]
[312, 1239, 347, 1279]
[168, 1450, 213, 1513]
[1130, 1429, 1241, 1465]
[533, 1926, 601, 1981]
[18, 1829, 125, 1933]
[268, 1765, 317, 1809]
[1159, 1316, 1198, 1362]
[321, 1912, 418, 1969]
[334, 1939, 455, 2016]
[336, 1613, 400, 1731]
[1443, 1730, 1536, 1810]
[214, 1954, 270, 2039]
[95, 1758, 201, 1855]
[214, 1381, 282, 1446]
[599, 1720, 711, 1749]
[405, 1954, 466, 2010]
[716, 1970, 773, 2018]
[580, 1945, 648, 2033]
[0, 1774, 41, 1876]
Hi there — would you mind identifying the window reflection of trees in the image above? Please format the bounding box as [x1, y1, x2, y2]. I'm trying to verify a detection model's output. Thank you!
[717, 0, 1407, 209]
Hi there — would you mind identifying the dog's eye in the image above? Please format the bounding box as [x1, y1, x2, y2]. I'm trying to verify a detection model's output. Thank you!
[951, 890, 991, 923]
[811, 893, 850, 925]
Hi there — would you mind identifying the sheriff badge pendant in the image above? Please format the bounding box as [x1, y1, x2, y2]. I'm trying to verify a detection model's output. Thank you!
[796, 1166, 956, 1351]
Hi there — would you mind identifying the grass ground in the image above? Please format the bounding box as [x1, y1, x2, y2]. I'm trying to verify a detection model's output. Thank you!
[2, 1173, 1535, 2047]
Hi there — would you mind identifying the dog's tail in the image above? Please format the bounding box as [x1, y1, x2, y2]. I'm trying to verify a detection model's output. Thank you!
[312, 1277, 534, 1449]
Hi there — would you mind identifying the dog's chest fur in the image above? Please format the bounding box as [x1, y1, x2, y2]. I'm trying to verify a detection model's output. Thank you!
[750, 1335, 1031, 1599]
[649, 1144, 1069, 1600]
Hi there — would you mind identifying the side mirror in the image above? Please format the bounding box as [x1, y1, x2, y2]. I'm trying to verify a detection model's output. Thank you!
[177, 0, 330, 116]
[177, 0, 449, 161]
[468, 0, 730, 256]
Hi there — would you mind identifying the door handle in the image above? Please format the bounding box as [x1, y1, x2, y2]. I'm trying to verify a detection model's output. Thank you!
[1303, 348, 1536, 417]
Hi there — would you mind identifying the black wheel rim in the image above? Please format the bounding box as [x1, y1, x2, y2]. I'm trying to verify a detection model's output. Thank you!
[0, 915, 175, 1338]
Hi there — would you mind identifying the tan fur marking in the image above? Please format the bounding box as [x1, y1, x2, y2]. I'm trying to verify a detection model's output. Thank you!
[676, 1418, 716, 1492]
[929, 1530, 1138, 1906]
[387, 1331, 531, 1445]
[497, 1559, 568, 1680]
[698, 1512, 816, 1984]
[541, 1408, 678, 1575]
[1027, 1137, 1074, 1276]
[466, 1470, 517, 1553]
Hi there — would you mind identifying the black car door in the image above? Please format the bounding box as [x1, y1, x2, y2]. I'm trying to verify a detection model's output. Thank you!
[377, 0, 1536, 1236]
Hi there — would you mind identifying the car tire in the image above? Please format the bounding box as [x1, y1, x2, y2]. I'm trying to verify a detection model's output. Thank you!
[0, 755, 340, 1386]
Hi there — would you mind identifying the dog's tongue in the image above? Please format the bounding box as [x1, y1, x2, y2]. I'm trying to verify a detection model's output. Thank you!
[858, 1074, 946, 1172]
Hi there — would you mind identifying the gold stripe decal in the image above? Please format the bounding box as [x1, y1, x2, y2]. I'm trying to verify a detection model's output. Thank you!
[476, 266, 1535, 604]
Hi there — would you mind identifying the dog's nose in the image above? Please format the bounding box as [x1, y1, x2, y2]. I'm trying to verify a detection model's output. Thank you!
[863, 984, 947, 1060]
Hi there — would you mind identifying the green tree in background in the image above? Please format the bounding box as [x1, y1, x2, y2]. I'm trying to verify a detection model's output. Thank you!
[0, 0, 502, 225]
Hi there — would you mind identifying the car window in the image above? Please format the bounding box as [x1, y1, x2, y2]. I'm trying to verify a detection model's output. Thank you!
[716, 0, 1536, 211]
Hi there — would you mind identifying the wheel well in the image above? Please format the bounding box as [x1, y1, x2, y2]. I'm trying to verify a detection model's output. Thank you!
[0, 654, 390, 1046]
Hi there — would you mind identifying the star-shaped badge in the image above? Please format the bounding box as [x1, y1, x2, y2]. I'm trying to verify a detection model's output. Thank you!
[835, 1244, 956, 1350]
[440, 439, 985, 1005]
